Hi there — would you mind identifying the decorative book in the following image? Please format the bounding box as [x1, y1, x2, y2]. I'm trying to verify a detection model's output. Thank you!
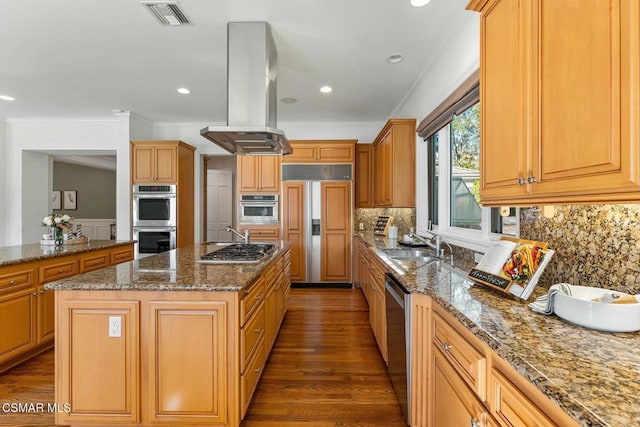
[467, 237, 555, 300]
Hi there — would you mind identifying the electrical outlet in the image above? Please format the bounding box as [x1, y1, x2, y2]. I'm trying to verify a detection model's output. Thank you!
[474, 252, 484, 263]
[109, 316, 122, 338]
[359, 222, 364, 231]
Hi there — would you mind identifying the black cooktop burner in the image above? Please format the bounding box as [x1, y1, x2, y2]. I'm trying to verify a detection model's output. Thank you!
[200, 243, 275, 262]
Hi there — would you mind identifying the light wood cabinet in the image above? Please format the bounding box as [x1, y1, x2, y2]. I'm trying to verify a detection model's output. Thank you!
[368, 255, 387, 362]
[242, 225, 280, 242]
[283, 140, 356, 163]
[0, 286, 36, 366]
[410, 293, 431, 427]
[79, 249, 111, 273]
[468, 0, 640, 205]
[131, 141, 195, 248]
[355, 144, 374, 208]
[282, 182, 305, 282]
[36, 285, 55, 343]
[320, 182, 351, 282]
[372, 119, 416, 207]
[237, 155, 281, 193]
[355, 238, 371, 303]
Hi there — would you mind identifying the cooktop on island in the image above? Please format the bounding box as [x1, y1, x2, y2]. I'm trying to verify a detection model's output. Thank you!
[199, 243, 275, 263]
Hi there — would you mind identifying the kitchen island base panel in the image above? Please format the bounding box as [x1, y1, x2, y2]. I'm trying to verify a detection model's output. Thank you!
[55, 290, 238, 427]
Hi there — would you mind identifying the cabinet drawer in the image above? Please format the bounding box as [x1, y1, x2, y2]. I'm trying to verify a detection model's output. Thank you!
[264, 263, 277, 290]
[79, 251, 110, 273]
[0, 266, 36, 294]
[241, 304, 265, 372]
[241, 277, 265, 326]
[490, 367, 555, 427]
[39, 259, 78, 284]
[433, 312, 487, 400]
[241, 336, 266, 417]
[111, 246, 134, 265]
[246, 227, 280, 240]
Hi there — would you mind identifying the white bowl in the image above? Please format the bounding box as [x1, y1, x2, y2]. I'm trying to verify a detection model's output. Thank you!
[554, 286, 640, 332]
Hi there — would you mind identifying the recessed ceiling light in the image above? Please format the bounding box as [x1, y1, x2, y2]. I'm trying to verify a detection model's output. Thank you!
[387, 54, 404, 64]
[281, 97, 298, 104]
[177, 87, 191, 95]
[410, 0, 431, 6]
[320, 86, 333, 94]
[0, 95, 15, 101]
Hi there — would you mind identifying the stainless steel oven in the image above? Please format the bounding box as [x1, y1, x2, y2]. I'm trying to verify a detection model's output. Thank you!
[133, 227, 176, 258]
[239, 194, 278, 224]
[133, 185, 177, 227]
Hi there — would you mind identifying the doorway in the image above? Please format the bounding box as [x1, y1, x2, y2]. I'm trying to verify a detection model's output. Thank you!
[203, 156, 237, 242]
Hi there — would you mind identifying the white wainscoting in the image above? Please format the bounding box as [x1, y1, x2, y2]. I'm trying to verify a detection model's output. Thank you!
[73, 218, 116, 241]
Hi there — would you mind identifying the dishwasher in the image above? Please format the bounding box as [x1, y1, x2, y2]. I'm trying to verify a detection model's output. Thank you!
[385, 272, 410, 424]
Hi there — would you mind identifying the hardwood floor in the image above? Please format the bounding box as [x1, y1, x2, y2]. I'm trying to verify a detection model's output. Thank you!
[0, 288, 404, 427]
[241, 288, 406, 427]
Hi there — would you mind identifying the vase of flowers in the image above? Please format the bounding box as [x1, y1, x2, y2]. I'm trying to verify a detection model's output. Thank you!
[42, 213, 73, 246]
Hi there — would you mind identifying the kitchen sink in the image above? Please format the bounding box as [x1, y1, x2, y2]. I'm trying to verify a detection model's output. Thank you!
[380, 248, 439, 269]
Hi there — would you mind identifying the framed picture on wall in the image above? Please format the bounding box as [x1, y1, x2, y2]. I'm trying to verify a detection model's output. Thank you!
[52, 191, 61, 210]
[63, 190, 77, 210]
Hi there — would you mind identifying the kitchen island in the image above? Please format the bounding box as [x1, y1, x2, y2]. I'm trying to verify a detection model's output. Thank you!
[45, 242, 291, 427]
[0, 240, 134, 373]
[358, 233, 638, 427]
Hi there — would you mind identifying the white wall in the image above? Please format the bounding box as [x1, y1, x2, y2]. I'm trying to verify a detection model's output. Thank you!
[0, 120, 7, 246]
[391, 12, 480, 234]
[5, 117, 129, 245]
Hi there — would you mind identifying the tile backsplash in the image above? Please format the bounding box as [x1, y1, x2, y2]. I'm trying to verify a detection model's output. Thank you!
[520, 204, 640, 294]
[355, 208, 415, 237]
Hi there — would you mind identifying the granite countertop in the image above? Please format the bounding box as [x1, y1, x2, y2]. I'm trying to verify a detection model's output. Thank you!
[357, 232, 638, 427]
[0, 240, 135, 267]
[45, 241, 290, 292]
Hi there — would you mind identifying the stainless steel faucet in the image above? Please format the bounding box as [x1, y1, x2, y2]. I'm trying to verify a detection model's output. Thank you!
[227, 226, 250, 243]
[409, 231, 454, 265]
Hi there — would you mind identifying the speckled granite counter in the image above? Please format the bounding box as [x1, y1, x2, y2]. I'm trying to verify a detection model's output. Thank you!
[0, 240, 135, 267]
[357, 233, 638, 427]
[45, 241, 290, 292]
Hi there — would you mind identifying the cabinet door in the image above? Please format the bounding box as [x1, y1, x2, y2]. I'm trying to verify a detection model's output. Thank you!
[410, 294, 431, 427]
[154, 146, 177, 183]
[79, 249, 110, 273]
[57, 300, 139, 425]
[317, 143, 355, 162]
[533, 0, 640, 198]
[321, 182, 351, 282]
[374, 132, 393, 206]
[355, 144, 374, 208]
[479, 0, 530, 202]
[258, 156, 281, 192]
[284, 144, 318, 162]
[111, 245, 134, 265]
[132, 145, 155, 183]
[37, 286, 55, 343]
[282, 182, 306, 282]
[264, 285, 277, 351]
[432, 349, 494, 427]
[0, 287, 36, 364]
[146, 301, 228, 425]
[237, 156, 260, 192]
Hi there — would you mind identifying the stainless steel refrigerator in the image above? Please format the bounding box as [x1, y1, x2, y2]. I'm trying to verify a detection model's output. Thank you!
[282, 164, 352, 284]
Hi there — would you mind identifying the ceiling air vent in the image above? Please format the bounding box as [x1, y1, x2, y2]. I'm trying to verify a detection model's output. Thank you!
[141, 1, 191, 26]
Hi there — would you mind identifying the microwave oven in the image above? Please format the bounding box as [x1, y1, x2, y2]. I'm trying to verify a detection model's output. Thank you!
[133, 185, 177, 227]
[239, 194, 278, 224]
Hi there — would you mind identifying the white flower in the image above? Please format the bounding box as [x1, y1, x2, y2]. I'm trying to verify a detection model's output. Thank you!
[54, 217, 62, 224]
[61, 214, 71, 222]
[43, 217, 52, 226]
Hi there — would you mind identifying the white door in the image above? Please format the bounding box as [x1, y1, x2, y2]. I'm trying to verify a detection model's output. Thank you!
[206, 170, 234, 242]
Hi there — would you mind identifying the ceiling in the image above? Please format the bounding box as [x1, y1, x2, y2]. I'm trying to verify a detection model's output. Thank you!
[0, 0, 471, 124]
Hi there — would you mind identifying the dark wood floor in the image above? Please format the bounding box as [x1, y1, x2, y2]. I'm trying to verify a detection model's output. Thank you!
[0, 288, 404, 427]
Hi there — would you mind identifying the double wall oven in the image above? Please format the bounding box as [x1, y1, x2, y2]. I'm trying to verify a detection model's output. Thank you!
[133, 185, 177, 258]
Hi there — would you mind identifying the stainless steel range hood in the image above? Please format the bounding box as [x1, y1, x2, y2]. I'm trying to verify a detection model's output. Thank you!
[201, 22, 292, 155]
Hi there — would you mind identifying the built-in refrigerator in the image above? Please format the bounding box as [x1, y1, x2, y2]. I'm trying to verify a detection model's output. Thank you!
[282, 164, 352, 284]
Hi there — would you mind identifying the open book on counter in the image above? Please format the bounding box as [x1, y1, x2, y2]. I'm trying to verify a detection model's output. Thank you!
[467, 238, 555, 300]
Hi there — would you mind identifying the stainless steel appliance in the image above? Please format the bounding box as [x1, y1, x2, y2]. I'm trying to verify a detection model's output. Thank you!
[239, 194, 278, 224]
[133, 227, 176, 258]
[385, 272, 410, 424]
[133, 184, 177, 227]
[282, 164, 352, 283]
[198, 243, 275, 264]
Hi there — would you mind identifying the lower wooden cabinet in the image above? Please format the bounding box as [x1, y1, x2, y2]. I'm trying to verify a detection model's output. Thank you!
[368, 255, 387, 362]
[36, 285, 55, 342]
[0, 286, 36, 366]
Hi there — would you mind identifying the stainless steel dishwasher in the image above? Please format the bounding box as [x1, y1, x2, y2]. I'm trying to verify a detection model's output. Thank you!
[385, 272, 410, 424]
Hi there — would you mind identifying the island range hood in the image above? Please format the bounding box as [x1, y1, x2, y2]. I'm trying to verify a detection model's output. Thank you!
[201, 22, 292, 155]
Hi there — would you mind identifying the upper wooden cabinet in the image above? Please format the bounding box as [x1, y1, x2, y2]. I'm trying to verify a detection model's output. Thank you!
[468, 0, 640, 205]
[283, 140, 356, 163]
[131, 141, 195, 185]
[372, 119, 416, 207]
[237, 156, 281, 193]
[355, 144, 374, 208]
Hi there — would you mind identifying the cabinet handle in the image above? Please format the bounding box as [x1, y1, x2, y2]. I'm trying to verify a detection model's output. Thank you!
[516, 178, 525, 185]
[527, 176, 537, 183]
[9, 280, 16, 285]
[469, 418, 480, 427]
[95, 261, 101, 265]
[40, 290, 45, 295]
[32, 292, 38, 296]
[59, 268, 66, 273]
[442, 343, 452, 351]
[255, 328, 262, 334]
[255, 367, 262, 374]
[371, 286, 377, 292]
